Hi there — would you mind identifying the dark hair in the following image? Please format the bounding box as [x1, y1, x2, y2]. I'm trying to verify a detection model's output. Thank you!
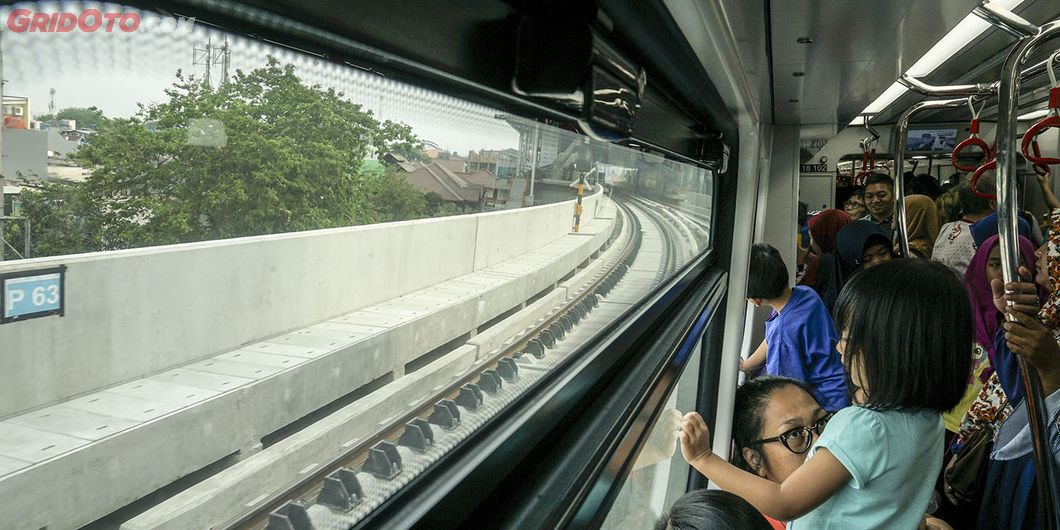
[731, 376, 819, 471]
[654, 489, 773, 530]
[958, 182, 994, 217]
[834, 259, 972, 412]
[864, 174, 894, 190]
[848, 188, 865, 201]
[908, 174, 942, 200]
[747, 243, 788, 299]
[798, 201, 809, 227]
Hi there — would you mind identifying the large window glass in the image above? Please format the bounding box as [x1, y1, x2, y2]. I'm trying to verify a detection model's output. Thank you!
[600, 340, 704, 529]
[0, 4, 713, 529]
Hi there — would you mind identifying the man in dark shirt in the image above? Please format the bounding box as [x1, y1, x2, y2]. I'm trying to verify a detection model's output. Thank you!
[861, 174, 895, 240]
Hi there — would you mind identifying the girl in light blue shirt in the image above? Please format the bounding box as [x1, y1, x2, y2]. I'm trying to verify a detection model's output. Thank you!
[680, 259, 972, 529]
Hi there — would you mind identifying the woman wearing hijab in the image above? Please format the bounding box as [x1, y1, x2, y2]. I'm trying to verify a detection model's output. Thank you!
[806, 209, 852, 298]
[944, 235, 1040, 435]
[902, 194, 942, 258]
[975, 175, 1060, 529]
[819, 220, 892, 313]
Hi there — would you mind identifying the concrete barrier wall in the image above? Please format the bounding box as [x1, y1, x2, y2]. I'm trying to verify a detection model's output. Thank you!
[0, 192, 600, 419]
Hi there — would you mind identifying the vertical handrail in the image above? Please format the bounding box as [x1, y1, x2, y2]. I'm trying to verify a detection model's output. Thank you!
[887, 97, 969, 256]
[991, 12, 1060, 529]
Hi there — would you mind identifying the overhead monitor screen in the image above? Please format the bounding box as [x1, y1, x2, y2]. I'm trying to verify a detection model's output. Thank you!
[906, 128, 958, 152]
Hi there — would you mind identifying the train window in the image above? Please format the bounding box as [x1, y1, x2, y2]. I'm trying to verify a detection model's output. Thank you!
[0, 3, 713, 529]
[600, 339, 704, 529]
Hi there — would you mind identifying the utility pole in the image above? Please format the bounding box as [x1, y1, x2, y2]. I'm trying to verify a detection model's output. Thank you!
[572, 167, 587, 233]
[48, 88, 55, 116]
[527, 123, 539, 207]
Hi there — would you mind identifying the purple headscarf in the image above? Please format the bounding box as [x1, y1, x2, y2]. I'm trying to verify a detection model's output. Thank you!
[964, 234, 1043, 381]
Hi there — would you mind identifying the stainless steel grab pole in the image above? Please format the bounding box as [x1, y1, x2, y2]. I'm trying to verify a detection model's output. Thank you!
[899, 53, 1060, 97]
[887, 97, 969, 256]
[974, 1, 1040, 38]
[898, 74, 996, 97]
[991, 11, 1060, 529]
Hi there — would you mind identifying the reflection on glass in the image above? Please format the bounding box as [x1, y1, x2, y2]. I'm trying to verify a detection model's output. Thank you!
[601, 341, 704, 529]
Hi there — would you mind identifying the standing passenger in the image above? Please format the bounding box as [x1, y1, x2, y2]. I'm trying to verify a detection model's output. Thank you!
[862, 174, 896, 239]
[971, 211, 1031, 249]
[731, 377, 829, 529]
[806, 209, 852, 297]
[933, 183, 995, 275]
[975, 174, 1060, 529]
[680, 259, 973, 529]
[820, 221, 892, 313]
[740, 244, 849, 412]
[936, 176, 965, 225]
[902, 194, 942, 258]
[942, 235, 1039, 435]
[843, 189, 867, 220]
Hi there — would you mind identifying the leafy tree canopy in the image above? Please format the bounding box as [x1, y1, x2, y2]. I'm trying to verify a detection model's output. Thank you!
[14, 57, 474, 258]
[36, 106, 107, 128]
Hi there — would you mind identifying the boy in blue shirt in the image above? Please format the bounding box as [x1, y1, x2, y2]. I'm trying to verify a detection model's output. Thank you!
[740, 243, 849, 411]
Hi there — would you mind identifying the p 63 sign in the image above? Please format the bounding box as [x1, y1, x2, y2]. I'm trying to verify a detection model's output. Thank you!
[1, 266, 65, 324]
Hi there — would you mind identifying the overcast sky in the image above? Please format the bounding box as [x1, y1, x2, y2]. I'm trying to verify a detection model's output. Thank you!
[1, 3, 520, 154]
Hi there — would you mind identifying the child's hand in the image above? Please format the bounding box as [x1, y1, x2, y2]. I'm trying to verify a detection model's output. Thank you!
[678, 411, 713, 467]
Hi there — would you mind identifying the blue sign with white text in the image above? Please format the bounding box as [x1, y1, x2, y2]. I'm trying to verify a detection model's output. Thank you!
[2, 267, 65, 323]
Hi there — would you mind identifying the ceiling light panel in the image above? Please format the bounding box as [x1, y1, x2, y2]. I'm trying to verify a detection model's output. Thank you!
[854, 0, 1028, 120]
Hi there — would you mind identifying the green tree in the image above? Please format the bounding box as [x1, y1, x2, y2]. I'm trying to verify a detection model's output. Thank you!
[364, 171, 429, 223]
[373, 120, 428, 163]
[36, 106, 107, 128]
[18, 57, 452, 258]
[4, 180, 106, 257]
[424, 191, 474, 217]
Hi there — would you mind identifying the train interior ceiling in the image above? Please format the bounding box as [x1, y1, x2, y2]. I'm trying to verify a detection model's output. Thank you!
[1, 0, 1060, 529]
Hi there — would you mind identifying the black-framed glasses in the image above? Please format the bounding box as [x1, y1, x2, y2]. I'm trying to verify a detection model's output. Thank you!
[748, 412, 835, 454]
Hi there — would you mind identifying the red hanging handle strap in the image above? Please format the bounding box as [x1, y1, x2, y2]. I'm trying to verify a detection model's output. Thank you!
[1022, 54, 1060, 165]
[971, 159, 998, 200]
[953, 122, 993, 171]
[1020, 103, 1060, 165]
[855, 138, 876, 185]
[953, 97, 992, 172]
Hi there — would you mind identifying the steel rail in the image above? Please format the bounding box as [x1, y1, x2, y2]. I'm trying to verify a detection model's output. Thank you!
[228, 198, 646, 529]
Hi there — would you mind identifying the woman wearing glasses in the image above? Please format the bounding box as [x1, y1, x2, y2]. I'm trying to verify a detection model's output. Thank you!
[731, 377, 833, 530]
[730, 376, 955, 530]
[842, 189, 867, 220]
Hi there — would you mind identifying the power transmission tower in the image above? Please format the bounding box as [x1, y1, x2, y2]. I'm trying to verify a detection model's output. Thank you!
[193, 37, 231, 89]
[48, 88, 55, 115]
[193, 39, 212, 87]
[218, 36, 230, 87]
